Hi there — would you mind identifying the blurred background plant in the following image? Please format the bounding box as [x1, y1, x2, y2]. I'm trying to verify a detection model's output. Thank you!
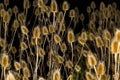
[0, 0, 120, 80]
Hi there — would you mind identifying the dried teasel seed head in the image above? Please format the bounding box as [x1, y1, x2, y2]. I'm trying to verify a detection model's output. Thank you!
[6, 71, 16, 80]
[60, 42, 67, 53]
[37, 38, 43, 45]
[62, 1, 69, 11]
[82, 50, 89, 57]
[33, 0, 37, 7]
[95, 36, 104, 48]
[42, 26, 49, 35]
[38, 0, 44, 8]
[3, 11, 10, 24]
[100, 2, 105, 11]
[38, 47, 45, 58]
[14, 61, 21, 71]
[21, 25, 29, 35]
[20, 60, 27, 68]
[80, 13, 85, 22]
[97, 62, 105, 76]
[60, 24, 66, 32]
[85, 71, 95, 80]
[111, 38, 119, 54]
[67, 29, 75, 43]
[90, 1, 96, 9]
[35, 7, 40, 16]
[8, 8, 12, 16]
[33, 26, 41, 38]
[12, 19, 19, 30]
[1, 54, 9, 68]
[1, 9, 6, 17]
[78, 36, 86, 46]
[54, 34, 61, 44]
[0, 38, 5, 47]
[49, 24, 55, 33]
[23, 0, 30, 9]
[103, 29, 111, 41]
[4, 0, 9, 7]
[115, 29, 120, 42]
[67, 74, 73, 80]
[38, 77, 45, 80]
[57, 55, 64, 64]
[51, 0, 58, 13]
[87, 6, 91, 14]
[88, 32, 95, 41]
[57, 11, 63, 23]
[69, 9, 75, 18]
[87, 54, 97, 68]
[74, 65, 81, 72]
[65, 60, 73, 69]
[81, 31, 88, 41]
[11, 47, 17, 55]
[20, 42, 28, 51]
[0, 3, 4, 10]
[23, 67, 31, 78]
[13, 5, 18, 15]
[53, 69, 61, 80]
[22, 77, 28, 80]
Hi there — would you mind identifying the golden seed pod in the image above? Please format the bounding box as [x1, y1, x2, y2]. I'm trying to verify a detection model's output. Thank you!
[11, 46, 17, 55]
[33, 0, 37, 7]
[115, 29, 120, 42]
[100, 2, 105, 11]
[112, 2, 117, 9]
[0, 3, 4, 10]
[111, 38, 119, 54]
[80, 13, 85, 21]
[22, 77, 28, 80]
[90, 1, 96, 9]
[8, 8, 12, 16]
[37, 38, 43, 45]
[74, 65, 81, 72]
[3, 11, 10, 24]
[95, 36, 104, 48]
[60, 42, 67, 53]
[23, 0, 30, 9]
[33, 26, 41, 38]
[38, 47, 45, 58]
[38, 77, 45, 80]
[42, 26, 49, 35]
[87, 54, 97, 68]
[35, 7, 40, 16]
[82, 50, 89, 57]
[65, 60, 73, 69]
[0, 9, 5, 17]
[85, 71, 95, 80]
[14, 61, 21, 71]
[6, 71, 16, 80]
[67, 30, 75, 43]
[53, 69, 61, 80]
[57, 55, 64, 64]
[69, 9, 75, 18]
[108, 4, 112, 12]
[4, 0, 9, 7]
[60, 24, 66, 32]
[13, 5, 19, 15]
[101, 74, 110, 80]
[23, 67, 30, 78]
[31, 37, 36, 46]
[78, 36, 86, 46]
[57, 11, 63, 23]
[51, 0, 58, 13]
[18, 13, 25, 24]
[21, 25, 29, 35]
[67, 74, 73, 80]
[89, 32, 95, 41]
[38, 0, 44, 8]
[0, 38, 5, 47]
[49, 24, 55, 33]
[20, 60, 27, 68]
[20, 42, 28, 51]
[103, 30, 111, 41]
[81, 31, 87, 41]
[97, 62, 105, 76]
[12, 19, 19, 30]
[87, 6, 91, 14]
[54, 34, 61, 44]
[1, 54, 9, 68]
[62, 1, 69, 11]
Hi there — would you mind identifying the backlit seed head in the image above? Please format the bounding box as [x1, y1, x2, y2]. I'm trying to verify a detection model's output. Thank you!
[35, 7, 40, 16]
[78, 36, 86, 46]
[38, 48, 45, 58]
[103, 29, 111, 41]
[18, 13, 25, 24]
[0, 3, 4, 10]
[53, 69, 61, 80]
[60, 24, 66, 32]
[20, 42, 28, 51]
[111, 38, 119, 54]
[67, 30, 75, 43]
[57, 55, 64, 64]
[38, 77, 45, 80]
[8, 8, 12, 16]
[20, 60, 27, 68]
[87, 6, 91, 13]
[38, 0, 44, 8]
[57, 11, 63, 23]
[97, 62, 105, 75]
[23, 0, 30, 9]
[23, 67, 30, 78]
[95, 36, 104, 48]
[4, 0, 9, 7]
[0, 38, 5, 47]
[13, 5, 18, 15]
[91, 1, 96, 9]
[6, 71, 15, 80]
[1, 54, 9, 68]
[33, 0, 37, 7]
[3, 11, 10, 24]
[54, 34, 61, 44]
[42, 26, 49, 35]
[65, 60, 73, 69]
[11, 47, 17, 55]
[82, 50, 89, 57]
[60, 42, 67, 53]
[87, 54, 97, 68]
[115, 29, 120, 42]
[22, 77, 28, 80]
[62, 1, 69, 11]
[89, 32, 95, 41]
[67, 74, 73, 80]
[21, 25, 29, 35]
[51, 0, 58, 13]
[69, 9, 75, 18]
[49, 24, 55, 33]
[74, 65, 81, 72]
[80, 13, 85, 21]
[12, 19, 19, 30]
[31, 38, 36, 46]
[14, 61, 21, 71]
[81, 31, 88, 41]
[85, 71, 95, 80]
[1, 9, 5, 17]
[37, 38, 43, 45]
[33, 26, 41, 38]
[100, 2, 105, 11]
